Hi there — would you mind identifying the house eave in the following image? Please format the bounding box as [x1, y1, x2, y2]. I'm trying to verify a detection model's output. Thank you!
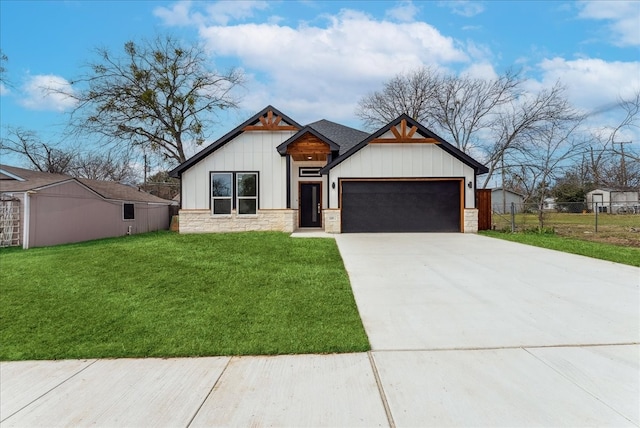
[320, 114, 489, 175]
[169, 105, 303, 178]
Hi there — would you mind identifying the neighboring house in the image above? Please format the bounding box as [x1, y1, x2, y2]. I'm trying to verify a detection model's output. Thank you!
[170, 106, 489, 234]
[543, 197, 557, 211]
[491, 188, 525, 214]
[586, 188, 639, 213]
[0, 165, 174, 249]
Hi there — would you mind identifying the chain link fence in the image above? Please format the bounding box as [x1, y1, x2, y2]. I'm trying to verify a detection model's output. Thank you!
[490, 200, 640, 246]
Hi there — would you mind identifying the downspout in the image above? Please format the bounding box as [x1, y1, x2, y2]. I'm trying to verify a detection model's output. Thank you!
[23, 191, 34, 249]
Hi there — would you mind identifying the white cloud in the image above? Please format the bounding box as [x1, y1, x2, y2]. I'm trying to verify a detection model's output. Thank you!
[439, 1, 485, 18]
[536, 57, 640, 112]
[577, 0, 640, 46]
[0, 83, 9, 96]
[19, 74, 77, 112]
[204, 0, 269, 25]
[154, 0, 269, 27]
[153, 0, 199, 26]
[385, 1, 420, 23]
[461, 62, 498, 80]
[198, 9, 469, 123]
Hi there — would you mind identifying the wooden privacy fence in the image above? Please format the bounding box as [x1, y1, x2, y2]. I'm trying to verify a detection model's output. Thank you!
[476, 189, 492, 231]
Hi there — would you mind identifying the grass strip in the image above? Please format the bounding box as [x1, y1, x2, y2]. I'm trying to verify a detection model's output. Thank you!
[480, 230, 640, 267]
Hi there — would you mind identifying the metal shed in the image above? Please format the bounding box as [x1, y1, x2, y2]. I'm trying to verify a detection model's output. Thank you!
[0, 165, 174, 249]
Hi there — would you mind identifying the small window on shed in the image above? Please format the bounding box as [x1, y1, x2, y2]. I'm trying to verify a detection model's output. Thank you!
[123, 203, 135, 220]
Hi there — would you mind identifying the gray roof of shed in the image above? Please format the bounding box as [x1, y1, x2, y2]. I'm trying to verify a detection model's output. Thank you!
[0, 164, 172, 204]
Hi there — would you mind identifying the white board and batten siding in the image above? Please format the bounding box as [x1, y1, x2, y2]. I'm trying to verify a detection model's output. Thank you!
[181, 131, 296, 210]
[290, 160, 329, 209]
[328, 143, 476, 208]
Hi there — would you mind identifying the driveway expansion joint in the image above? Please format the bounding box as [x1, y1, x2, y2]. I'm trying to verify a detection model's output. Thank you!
[0, 359, 98, 424]
[185, 356, 232, 428]
[367, 351, 395, 428]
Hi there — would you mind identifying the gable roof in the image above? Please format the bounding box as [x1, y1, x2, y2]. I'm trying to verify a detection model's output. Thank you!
[306, 120, 369, 155]
[276, 121, 352, 155]
[0, 164, 172, 204]
[170, 105, 302, 177]
[0, 165, 74, 191]
[321, 114, 489, 174]
[587, 188, 639, 193]
[491, 188, 524, 197]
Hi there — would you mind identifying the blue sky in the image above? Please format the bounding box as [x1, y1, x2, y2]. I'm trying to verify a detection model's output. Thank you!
[1, 0, 639, 166]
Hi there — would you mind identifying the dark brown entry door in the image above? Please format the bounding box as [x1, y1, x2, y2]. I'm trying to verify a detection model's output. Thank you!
[300, 183, 322, 227]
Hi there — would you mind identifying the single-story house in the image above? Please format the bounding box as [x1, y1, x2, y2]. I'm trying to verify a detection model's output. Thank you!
[586, 188, 639, 213]
[543, 197, 557, 211]
[170, 106, 489, 234]
[491, 188, 525, 214]
[0, 165, 174, 249]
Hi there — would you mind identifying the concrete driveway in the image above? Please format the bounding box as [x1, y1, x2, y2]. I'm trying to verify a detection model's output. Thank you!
[335, 233, 639, 350]
[335, 233, 639, 426]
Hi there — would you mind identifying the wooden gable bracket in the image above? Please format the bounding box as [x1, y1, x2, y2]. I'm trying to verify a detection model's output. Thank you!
[370, 119, 439, 144]
[243, 109, 299, 131]
[286, 132, 331, 162]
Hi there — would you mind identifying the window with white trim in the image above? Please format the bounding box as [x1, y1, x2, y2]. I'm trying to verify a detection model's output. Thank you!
[237, 173, 258, 215]
[211, 173, 232, 215]
[123, 203, 135, 220]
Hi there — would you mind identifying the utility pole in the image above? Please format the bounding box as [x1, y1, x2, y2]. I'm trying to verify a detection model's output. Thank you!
[501, 154, 506, 213]
[613, 141, 632, 187]
[143, 153, 148, 191]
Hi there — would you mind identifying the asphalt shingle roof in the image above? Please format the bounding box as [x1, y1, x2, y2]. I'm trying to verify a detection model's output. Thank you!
[306, 120, 369, 155]
[0, 164, 172, 204]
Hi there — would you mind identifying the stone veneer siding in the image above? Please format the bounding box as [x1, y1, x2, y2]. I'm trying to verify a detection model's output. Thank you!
[323, 209, 341, 233]
[463, 208, 478, 233]
[178, 208, 476, 234]
[178, 209, 296, 233]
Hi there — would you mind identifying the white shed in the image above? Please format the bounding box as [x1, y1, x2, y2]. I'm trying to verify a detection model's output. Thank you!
[586, 188, 639, 213]
[491, 188, 525, 214]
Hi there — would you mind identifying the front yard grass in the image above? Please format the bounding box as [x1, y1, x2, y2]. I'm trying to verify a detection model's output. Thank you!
[0, 231, 370, 361]
[480, 230, 640, 267]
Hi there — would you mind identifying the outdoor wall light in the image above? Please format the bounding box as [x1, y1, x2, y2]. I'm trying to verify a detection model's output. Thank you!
[468, 181, 473, 188]
[332, 181, 336, 189]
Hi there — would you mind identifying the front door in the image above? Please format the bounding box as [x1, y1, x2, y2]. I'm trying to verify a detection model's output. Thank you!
[300, 183, 322, 228]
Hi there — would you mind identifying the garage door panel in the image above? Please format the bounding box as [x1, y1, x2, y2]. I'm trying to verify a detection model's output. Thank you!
[341, 180, 460, 233]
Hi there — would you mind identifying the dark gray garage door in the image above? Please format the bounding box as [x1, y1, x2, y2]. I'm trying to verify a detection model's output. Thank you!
[341, 180, 461, 233]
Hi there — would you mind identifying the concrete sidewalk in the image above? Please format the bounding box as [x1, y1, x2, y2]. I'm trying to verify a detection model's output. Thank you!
[2, 234, 639, 427]
[2, 346, 638, 427]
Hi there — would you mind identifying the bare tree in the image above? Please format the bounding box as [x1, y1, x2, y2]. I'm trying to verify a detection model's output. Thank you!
[142, 170, 180, 200]
[357, 67, 442, 130]
[0, 50, 8, 88]
[579, 91, 640, 188]
[1, 127, 139, 183]
[356, 67, 522, 153]
[70, 149, 139, 184]
[431, 69, 521, 153]
[505, 117, 588, 229]
[357, 69, 580, 187]
[0, 127, 76, 174]
[481, 82, 581, 188]
[63, 35, 244, 165]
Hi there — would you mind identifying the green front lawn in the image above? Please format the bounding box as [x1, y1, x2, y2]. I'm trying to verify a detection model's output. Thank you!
[480, 230, 640, 267]
[0, 231, 370, 361]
